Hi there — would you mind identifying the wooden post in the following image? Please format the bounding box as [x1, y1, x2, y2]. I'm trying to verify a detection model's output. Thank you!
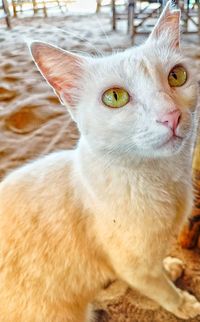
[32, 0, 38, 15]
[162, 0, 167, 7]
[42, 0, 47, 17]
[198, 0, 200, 43]
[128, 0, 135, 43]
[112, 0, 116, 31]
[2, 0, 11, 28]
[11, 0, 17, 17]
[96, 0, 101, 13]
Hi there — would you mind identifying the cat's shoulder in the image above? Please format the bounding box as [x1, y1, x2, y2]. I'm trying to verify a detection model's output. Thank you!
[0, 150, 75, 192]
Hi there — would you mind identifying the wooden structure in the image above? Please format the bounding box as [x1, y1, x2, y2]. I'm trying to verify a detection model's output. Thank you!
[127, 0, 162, 39]
[11, 0, 74, 17]
[107, 0, 200, 43]
[0, 0, 11, 28]
[178, 0, 200, 38]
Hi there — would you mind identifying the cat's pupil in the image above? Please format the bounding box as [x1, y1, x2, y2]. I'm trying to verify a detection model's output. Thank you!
[172, 72, 178, 80]
[113, 91, 118, 101]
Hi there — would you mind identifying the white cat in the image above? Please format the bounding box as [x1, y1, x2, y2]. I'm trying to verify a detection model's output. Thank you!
[0, 1, 199, 321]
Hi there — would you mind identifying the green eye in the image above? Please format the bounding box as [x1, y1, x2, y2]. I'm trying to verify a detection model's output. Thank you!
[102, 87, 130, 108]
[168, 65, 187, 87]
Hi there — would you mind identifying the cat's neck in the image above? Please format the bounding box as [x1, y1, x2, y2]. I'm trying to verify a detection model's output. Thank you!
[76, 136, 192, 181]
[73, 136, 192, 215]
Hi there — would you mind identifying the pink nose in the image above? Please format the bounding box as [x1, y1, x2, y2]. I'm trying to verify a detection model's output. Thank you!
[157, 110, 181, 132]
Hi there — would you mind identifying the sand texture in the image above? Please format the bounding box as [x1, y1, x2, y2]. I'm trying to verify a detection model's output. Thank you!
[0, 13, 200, 322]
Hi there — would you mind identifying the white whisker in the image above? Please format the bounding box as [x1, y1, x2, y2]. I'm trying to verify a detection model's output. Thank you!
[46, 26, 105, 57]
[93, 15, 114, 53]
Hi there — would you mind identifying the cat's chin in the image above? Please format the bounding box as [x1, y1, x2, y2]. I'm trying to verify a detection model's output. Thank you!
[157, 135, 183, 149]
[153, 136, 185, 157]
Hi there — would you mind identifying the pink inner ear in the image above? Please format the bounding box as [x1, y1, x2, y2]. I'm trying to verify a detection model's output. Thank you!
[149, 2, 181, 48]
[155, 11, 180, 37]
[31, 42, 83, 107]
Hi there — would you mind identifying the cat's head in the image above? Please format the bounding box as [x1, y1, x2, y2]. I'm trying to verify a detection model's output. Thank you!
[30, 1, 198, 160]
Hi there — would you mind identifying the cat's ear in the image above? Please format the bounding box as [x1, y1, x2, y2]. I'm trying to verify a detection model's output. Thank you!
[30, 41, 87, 120]
[148, 1, 181, 48]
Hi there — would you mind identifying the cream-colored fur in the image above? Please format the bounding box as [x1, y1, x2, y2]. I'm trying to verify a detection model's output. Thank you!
[0, 1, 200, 321]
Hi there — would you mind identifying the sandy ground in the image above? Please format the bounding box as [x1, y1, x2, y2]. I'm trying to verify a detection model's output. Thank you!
[0, 11, 200, 322]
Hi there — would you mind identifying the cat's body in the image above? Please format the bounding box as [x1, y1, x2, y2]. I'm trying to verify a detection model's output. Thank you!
[0, 2, 200, 321]
[0, 135, 194, 322]
[0, 150, 114, 321]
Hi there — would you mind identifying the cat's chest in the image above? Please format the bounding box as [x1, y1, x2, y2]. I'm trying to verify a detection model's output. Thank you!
[93, 170, 191, 222]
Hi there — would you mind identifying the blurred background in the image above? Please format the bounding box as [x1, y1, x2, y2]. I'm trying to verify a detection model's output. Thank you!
[0, 0, 200, 42]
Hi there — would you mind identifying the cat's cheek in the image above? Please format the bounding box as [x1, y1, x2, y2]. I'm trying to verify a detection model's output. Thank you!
[176, 84, 198, 112]
[176, 112, 193, 139]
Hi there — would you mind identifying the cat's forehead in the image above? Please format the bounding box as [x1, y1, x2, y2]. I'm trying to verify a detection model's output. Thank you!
[94, 44, 184, 73]
[88, 43, 186, 89]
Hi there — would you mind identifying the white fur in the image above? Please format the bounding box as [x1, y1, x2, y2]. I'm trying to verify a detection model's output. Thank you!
[0, 1, 200, 321]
